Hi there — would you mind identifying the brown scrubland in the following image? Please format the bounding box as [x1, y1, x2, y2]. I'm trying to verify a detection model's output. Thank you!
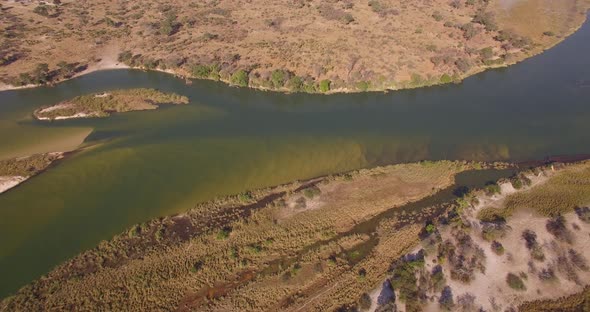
[1, 0, 589, 92]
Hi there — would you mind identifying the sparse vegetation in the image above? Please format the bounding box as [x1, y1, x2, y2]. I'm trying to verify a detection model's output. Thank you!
[0, 161, 473, 311]
[34, 88, 189, 120]
[2, 0, 585, 93]
[506, 272, 526, 290]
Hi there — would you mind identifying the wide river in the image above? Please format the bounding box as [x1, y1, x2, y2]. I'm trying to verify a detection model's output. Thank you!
[1, 15, 590, 298]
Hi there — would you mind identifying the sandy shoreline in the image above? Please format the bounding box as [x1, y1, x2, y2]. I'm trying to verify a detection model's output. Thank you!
[0, 152, 65, 194]
[0, 176, 27, 194]
[0, 53, 130, 92]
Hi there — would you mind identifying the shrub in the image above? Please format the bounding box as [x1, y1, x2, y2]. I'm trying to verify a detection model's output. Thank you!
[191, 64, 211, 78]
[484, 182, 501, 196]
[231, 70, 249, 87]
[426, 224, 436, 234]
[303, 186, 321, 199]
[287, 76, 304, 91]
[33, 5, 50, 17]
[461, 23, 479, 40]
[439, 286, 454, 310]
[491, 241, 505, 255]
[455, 58, 472, 73]
[480, 47, 494, 60]
[575, 207, 590, 223]
[543, 31, 555, 37]
[569, 249, 589, 271]
[440, 74, 452, 84]
[359, 293, 372, 310]
[522, 229, 537, 249]
[538, 267, 556, 281]
[160, 13, 179, 36]
[506, 273, 526, 290]
[116, 51, 133, 64]
[368, 0, 384, 14]
[356, 81, 370, 91]
[473, 11, 497, 31]
[216, 226, 232, 240]
[271, 70, 286, 89]
[57, 61, 76, 78]
[546, 215, 572, 243]
[342, 13, 355, 24]
[432, 11, 443, 21]
[319, 79, 331, 93]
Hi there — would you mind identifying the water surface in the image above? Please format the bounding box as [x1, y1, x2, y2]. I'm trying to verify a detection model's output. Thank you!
[0, 15, 589, 297]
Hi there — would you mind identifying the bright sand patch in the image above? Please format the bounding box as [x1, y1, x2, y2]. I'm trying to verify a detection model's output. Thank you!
[0, 176, 27, 194]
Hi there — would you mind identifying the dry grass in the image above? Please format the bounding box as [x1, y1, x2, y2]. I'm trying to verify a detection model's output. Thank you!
[519, 285, 590, 312]
[504, 162, 590, 216]
[0, 153, 62, 177]
[0, 160, 477, 311]
[1, 0, 588, 92]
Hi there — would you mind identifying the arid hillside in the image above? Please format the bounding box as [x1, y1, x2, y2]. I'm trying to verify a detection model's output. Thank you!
[1, 0, 588, 92]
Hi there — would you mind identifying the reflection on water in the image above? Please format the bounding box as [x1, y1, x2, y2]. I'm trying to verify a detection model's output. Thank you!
[0, 15, 590, 298]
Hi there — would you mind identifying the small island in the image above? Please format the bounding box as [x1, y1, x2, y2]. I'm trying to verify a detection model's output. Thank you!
[33, 88, 189, 121]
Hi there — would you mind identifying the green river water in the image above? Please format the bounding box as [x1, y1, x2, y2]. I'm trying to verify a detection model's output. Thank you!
[0, 15, 590, 298]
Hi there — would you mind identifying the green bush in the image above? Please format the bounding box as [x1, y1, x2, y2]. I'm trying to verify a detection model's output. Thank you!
[319, 79, 331, 93]
[506, 273, 526, 290]
[356, 81, 369, 91]
[231, 70, 249, 87]
[440, 74, 452, 84]
[287, 76, 303, 91]
[271, 70, 286, 89]
[191, 65, 211, 78]
[480, 47, 494, 60]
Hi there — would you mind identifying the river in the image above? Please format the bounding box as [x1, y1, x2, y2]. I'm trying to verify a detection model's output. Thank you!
[0, 14, 589, 298]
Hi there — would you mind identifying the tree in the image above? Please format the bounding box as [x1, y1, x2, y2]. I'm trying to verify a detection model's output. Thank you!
[231, 70, 249, 87]
[439, 286, 454, 310]
[480, 47, 494, 60]
[33, 63, 50, 83]
[191, 64, 211, 78]
[440, 74, 452, 84]
[287, 76, 303, 91]
[356, 81, 369, 91]
[160, 13, 179, 36]
[271, 70, 286, 89]
[57, 61, 75, 77]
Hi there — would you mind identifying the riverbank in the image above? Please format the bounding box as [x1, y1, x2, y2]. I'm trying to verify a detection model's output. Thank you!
[1, 0, 588, 94]
[0, 160, 513, 310]
[0, 153, 64, 194]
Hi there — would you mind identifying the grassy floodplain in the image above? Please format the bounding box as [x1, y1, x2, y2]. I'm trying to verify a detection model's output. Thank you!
[0, 160, 509, 311]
